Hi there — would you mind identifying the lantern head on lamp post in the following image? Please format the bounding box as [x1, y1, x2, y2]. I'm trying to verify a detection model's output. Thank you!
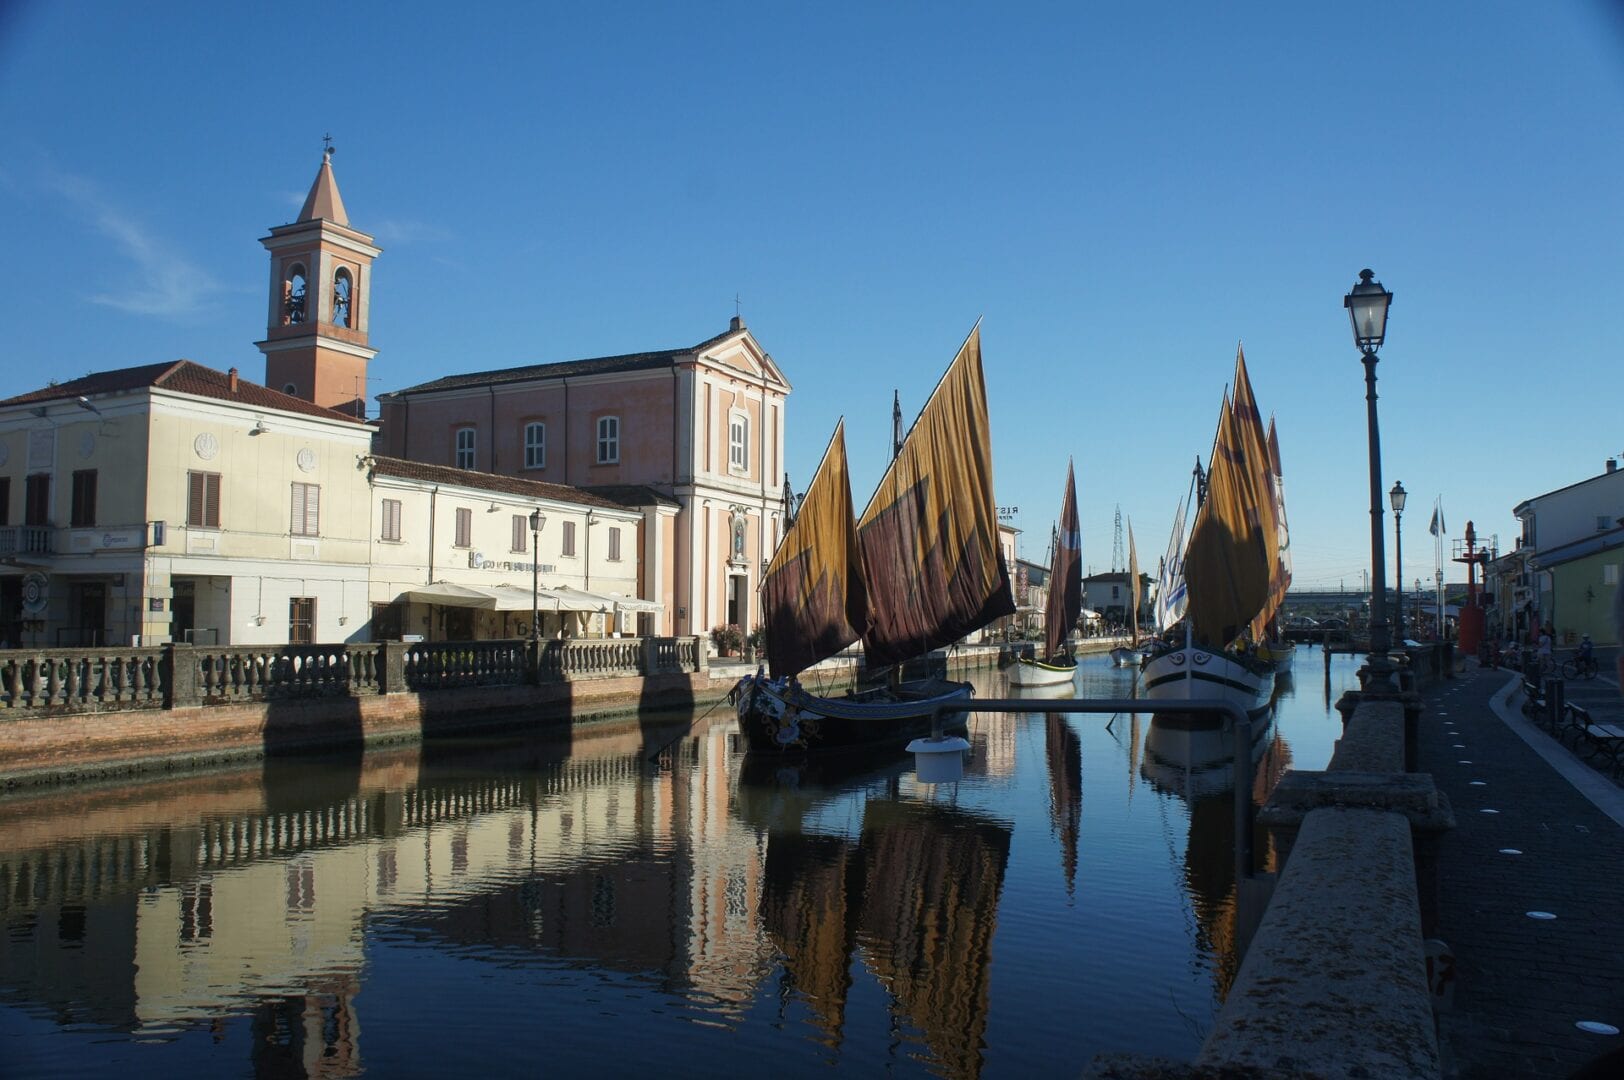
[1345, 269, 1396, 688]
[1390, 481, 1407, 642]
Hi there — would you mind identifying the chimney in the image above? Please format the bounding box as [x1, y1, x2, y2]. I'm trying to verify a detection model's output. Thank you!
[1607, 458, 1617, 474]
[730, 314, 744, 332]
[228, 367, 239, 393]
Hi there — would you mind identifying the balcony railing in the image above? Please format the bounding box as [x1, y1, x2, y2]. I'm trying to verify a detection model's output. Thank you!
[0, 526, 53, 558]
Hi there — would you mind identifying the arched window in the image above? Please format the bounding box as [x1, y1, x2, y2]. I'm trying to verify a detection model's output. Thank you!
[333, 268, 353, 328]
[596, 416, 619, 464]
[285, 265, 307, 325]
[524, 422, 546, 469]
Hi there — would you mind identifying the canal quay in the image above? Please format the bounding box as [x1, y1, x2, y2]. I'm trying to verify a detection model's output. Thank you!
[4, 649, 1623, 1078]
[0, 651, 1342, 1077]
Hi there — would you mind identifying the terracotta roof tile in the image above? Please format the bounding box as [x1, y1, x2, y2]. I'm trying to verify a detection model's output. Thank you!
[367, 456, 629, 512]
[387, 326, 744, 396]
[0, 360, 372, 425]
[581, 484, 682, 509]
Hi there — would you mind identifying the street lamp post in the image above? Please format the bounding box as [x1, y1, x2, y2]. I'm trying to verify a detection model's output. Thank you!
[1390, 481, 1407, 643]
[1415, 577, 1423, 636]
[529, 510, 547, 644]
[1345, 269, 1396, 689]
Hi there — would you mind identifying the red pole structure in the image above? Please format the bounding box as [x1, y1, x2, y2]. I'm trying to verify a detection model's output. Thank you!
[1455, 520, 1487, 655]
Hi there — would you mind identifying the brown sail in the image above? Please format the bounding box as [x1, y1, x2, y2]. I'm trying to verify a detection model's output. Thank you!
[760, 420, 870, 678]
[856, 324, 1015, 667]
[1127, 518, 1141, 647]
[1231, 349, 1281, 641]
[1043, 460, 1083, 662]
[1183, 391, 1271, 650]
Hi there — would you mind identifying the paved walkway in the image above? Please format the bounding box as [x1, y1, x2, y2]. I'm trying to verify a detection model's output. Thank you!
[1420, 659, 1624, 1078]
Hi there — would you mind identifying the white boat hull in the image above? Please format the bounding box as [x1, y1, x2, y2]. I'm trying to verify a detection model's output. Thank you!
[1007, 656, 1076, 687]
[1142, 646, 1274, 717]
[1257, 641, 1295, 674]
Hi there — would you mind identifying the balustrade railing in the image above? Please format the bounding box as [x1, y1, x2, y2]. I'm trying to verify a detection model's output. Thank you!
[0, 525, 53, 558]
[0, 637, 701, 715]
[195, 644, 383, 702]
[0, 648, 165, 711]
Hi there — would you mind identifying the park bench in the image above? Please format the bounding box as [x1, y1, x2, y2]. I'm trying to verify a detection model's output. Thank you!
[1565, 702, 1624, 776]
[1521, 678, 1547, 723]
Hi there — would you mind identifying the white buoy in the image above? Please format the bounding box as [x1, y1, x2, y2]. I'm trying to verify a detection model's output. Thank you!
[908, 735, 970, 782]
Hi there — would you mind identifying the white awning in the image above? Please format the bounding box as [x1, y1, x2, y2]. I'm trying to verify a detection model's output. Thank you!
[404, 583, 503, 609]
[404, 582, 562, 612]
[547, 585, 620, 613]
[605, 592, 664, 613]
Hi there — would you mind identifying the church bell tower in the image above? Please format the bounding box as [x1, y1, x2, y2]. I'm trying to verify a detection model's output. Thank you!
[257, 145, 381, 417]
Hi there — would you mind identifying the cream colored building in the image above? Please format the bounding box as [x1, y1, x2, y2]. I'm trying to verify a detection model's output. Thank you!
[0, 362, 376, 646]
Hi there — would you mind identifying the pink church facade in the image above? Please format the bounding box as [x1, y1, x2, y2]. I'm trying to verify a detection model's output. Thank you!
[375, 320, 792, 640]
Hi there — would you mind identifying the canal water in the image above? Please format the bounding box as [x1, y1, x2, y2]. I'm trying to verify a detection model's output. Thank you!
[1, 652, 1365, 1078]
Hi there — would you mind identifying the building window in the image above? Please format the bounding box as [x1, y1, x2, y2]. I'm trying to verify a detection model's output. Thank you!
[284, 264, 307, 325]
[729, 410, 748, 472]
[381, 498, 402, 542]
[0, 477, 9, 526]
[511, 514, 528, 553]
[289, 597, 315, 645]
[524, 422, 546, 469]
[333, 268, 353, 328]
[596, 416, 619, 464]
[24, 474, 50, 526]
[455, 507, 472, 548]
[1607, 564, 1620, 587]
[70, 470, 97, 527]
[283, 382, 298, 396]
[1599, 515, 1613, 533]
[608, 526, 622, 561]
[187, 472, 220, 529]
[291, 482, 320, 537]
[455, 427, 476, 469]
[562, 520, 577, 557]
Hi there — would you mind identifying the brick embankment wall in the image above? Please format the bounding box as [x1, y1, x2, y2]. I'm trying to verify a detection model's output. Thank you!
[0, 672, 732, 789]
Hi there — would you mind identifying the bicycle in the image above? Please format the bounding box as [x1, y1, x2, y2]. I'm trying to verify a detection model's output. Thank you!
[1561, 654, 1599, 680]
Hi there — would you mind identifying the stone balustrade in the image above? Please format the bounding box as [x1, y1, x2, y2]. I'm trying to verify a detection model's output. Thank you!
[0, 636, 705, 715]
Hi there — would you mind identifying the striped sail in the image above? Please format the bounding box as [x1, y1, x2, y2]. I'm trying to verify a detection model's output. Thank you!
[857, 324, 1015, 667]
[1043, 460, 1083, 662]
[760, 420, 869, 678]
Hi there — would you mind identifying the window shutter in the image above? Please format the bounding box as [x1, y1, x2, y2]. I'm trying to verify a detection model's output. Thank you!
[306, 484, 319, 536]
[205, 474, 220, 527]
[189, 473, 205, 526]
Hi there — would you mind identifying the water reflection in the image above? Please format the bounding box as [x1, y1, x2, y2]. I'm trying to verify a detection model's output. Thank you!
[0, 654, 1365, 1078]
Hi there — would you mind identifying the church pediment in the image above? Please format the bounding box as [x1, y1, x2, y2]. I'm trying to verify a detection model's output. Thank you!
[698, 331, 791, 391]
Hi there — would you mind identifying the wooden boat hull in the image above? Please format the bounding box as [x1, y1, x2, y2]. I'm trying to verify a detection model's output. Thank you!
[1257, 641, 1295, 674]
[1141, 646, 1274, 718]
[734, 674, 972, 756]
[1006, 656, 1076, 687]
[1109, 646, 1139, 668]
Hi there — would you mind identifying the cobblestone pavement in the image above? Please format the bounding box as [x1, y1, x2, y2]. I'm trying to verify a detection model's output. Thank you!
[1421, 662, 1624, 1078]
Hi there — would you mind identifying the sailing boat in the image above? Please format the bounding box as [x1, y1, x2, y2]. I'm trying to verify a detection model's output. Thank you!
[1109, 521, 1142, 666]
[1141, 348, 1277, 716]
[1009, 461, 1082, 687]
[735, 324, 1016, 754]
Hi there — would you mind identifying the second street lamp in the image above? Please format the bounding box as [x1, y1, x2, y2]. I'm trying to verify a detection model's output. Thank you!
[1390, 481, 1407, 643]
[1345, 268, 1395, 688]
[529, 510, 547, 644]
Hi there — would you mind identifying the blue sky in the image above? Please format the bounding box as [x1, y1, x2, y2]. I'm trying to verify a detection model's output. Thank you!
[3, 2, 1622, 593]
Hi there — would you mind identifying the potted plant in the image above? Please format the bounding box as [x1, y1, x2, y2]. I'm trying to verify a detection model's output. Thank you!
[711, 624, 743, 657]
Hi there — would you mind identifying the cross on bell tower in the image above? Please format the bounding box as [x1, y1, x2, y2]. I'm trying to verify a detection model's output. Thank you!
[255, 142, 382, 417]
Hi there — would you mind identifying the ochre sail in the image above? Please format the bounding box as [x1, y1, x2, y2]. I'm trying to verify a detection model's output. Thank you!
[1232, 348, 1281, 641]
[1043, 460, 1083, 662]
[760, 420, 869, 678]
[1264, 418, 1293, 615]
[1183, 391, 1271, 650]
[857, 325, 1015, 667]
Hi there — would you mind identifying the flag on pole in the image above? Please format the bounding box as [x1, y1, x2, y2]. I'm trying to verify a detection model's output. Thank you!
[1428, 499, 1446, 537]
